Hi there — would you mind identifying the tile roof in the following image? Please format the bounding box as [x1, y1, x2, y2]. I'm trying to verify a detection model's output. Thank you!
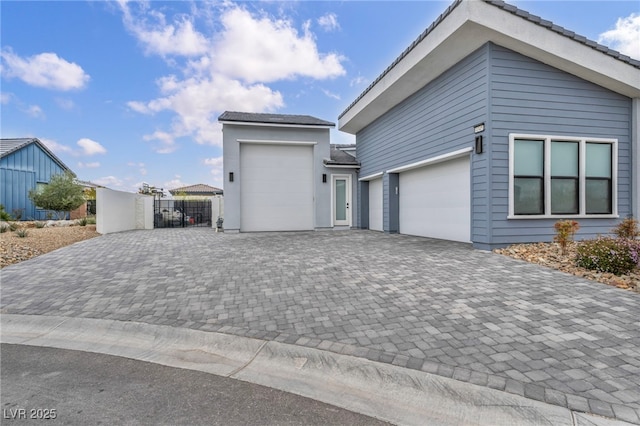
[218, 111, 335, 127]
[339, 0, 640, 120]
[325, 145, 360, 167]
[0, 137, 73, 174]
[169, 183, 223, 195]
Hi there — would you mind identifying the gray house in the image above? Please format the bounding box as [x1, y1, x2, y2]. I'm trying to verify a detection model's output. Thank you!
[219, 112, 359, 232]
[339, 0, 640, 249]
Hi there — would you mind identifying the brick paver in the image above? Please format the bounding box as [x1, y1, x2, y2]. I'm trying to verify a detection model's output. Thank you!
[1, 229, 638, 423]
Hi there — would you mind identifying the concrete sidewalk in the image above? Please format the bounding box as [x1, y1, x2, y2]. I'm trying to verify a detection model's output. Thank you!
[2, 314, 632, 426]
[1, 229, 639, 423]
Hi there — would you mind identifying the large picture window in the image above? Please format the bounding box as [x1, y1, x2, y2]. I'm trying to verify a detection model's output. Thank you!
[509, 134, 617, 218]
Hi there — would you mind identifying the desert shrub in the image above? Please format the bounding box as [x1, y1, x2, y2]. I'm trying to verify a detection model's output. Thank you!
[612, 216, 640, 240]
[0, 205, 11, 221]
[576, 237, 640, 275]
[12, 209, 23, 221]
[34, 221, 46, 228]
[15, 228, 29, 238]
[86, 216, 96, 225]
[0, 222, 8, 233]
[8, 222, 18, 231]
[76, 217, 88, 226]
[554, 220, 580, 255]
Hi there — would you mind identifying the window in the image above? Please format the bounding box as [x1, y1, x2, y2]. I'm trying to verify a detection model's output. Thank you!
[509, 134, 617, 218]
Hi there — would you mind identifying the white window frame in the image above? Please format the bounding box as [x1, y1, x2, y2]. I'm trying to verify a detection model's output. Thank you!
[508, 133, 618, 219]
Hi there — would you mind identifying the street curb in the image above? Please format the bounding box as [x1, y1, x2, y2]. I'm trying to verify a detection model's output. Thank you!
[0, 314, 632, 426]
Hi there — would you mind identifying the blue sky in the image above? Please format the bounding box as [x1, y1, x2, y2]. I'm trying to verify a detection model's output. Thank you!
[2, 1, 638, 194]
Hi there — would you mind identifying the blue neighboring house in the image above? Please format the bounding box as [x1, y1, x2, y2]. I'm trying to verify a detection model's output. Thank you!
[338, 0, 640, 250]
[1, 138, 74, 220]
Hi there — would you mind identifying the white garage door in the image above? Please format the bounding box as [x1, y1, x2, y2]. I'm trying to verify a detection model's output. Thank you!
[368, 178, 383, 231]
[240, 143, 314, 232]
[399, 156, 470, 242]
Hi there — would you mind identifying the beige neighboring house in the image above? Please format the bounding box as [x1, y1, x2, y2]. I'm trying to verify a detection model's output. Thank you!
[169, 184, 223, 199]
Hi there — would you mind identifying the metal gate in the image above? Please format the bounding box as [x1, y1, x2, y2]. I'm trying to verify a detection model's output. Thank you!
[154, 199, 212, 228]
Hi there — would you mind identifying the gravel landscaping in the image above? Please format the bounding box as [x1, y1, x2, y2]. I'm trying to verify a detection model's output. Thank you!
[495, 242, 639, 293]
[0, 222, 100, 268]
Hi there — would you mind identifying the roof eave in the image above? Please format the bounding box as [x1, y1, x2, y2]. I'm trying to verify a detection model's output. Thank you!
[339, 0, 640, 135]
[219, 119, 334, 130]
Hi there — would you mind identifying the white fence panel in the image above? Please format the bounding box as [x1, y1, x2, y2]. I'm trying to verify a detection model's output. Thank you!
[97, 188, 153, 234]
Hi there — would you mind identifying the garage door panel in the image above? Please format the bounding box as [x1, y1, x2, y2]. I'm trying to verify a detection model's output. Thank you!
[241, 144, 314, 232]
[369, 178, 383, 232]
[399, 156, 470, 242]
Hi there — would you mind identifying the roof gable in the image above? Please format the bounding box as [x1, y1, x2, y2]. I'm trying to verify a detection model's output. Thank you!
[339, 0, 640, 134]
[0, 138, 73, 174]
[218, 111, 335, 128]
[169, 183, 223, 195]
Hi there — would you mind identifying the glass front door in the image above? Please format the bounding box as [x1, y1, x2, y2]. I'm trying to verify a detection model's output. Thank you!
[333, 175, 351, 226]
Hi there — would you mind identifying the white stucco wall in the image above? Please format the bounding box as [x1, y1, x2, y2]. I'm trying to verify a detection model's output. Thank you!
[96, 188, 153, 234]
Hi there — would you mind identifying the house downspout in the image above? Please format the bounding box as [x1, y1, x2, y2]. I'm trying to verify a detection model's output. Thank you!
[632, 98, 639, 219]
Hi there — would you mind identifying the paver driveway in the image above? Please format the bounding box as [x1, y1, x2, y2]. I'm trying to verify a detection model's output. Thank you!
[1, 229, 639, 423]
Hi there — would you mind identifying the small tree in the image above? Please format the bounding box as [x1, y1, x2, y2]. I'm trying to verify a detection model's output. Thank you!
[554, 220, 580, 255]
[28, 171, 85, 220]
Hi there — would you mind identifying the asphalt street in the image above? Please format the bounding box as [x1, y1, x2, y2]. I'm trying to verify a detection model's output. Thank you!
[1, 343, 389, 426]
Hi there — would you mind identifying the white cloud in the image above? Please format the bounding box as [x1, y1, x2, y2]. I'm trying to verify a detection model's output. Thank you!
[119, 2, 208, 57]
[599, 13, 640, 59]
[127, 161, 147, 175]
[78, 161, 100, 169]
[322, 89, 340, 100]
[123, 3, 346, 151]
[317, 13, 340, 32]
[25, 105, 44, 118]
[1, 48, 90, 90]
[213, 7, 345, 83]
[132, 75, 283, 148]
[164, 176, 188, 190]
[142, 130, 177, 153]
[203, 156, 223, 167]
[204, 156, 223, 178]
[41, 138, 74, 155]
[350, 75, 368, 87]
[77, 138, 107, 156]
[55, 98, 75, 110]
[94, 176, 123, 188]
[0, 92, 12, 104]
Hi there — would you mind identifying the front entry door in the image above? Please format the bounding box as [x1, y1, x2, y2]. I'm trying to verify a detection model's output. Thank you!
[333, 175, 351, 226]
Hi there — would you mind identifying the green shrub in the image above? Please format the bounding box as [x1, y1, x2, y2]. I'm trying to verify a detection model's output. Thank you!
[612, 216, 640, 240]
[0, 205, 11, 221]
[76, 217, 88, 226]
[15, 228, 29, 238]
[576, 237, 640, 275]
[86, 216, 96, 225]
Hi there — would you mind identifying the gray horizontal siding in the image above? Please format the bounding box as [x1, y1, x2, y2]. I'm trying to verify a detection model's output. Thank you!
[357, 46, 488, 176]
[356, 45, 489, 233]
[487, 44, 632, 246]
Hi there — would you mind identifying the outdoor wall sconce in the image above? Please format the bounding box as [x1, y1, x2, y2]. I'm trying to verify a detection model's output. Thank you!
[475, 135, 484, 154]
[229, 172, 234, 182]
[322, 173, 327, 183]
